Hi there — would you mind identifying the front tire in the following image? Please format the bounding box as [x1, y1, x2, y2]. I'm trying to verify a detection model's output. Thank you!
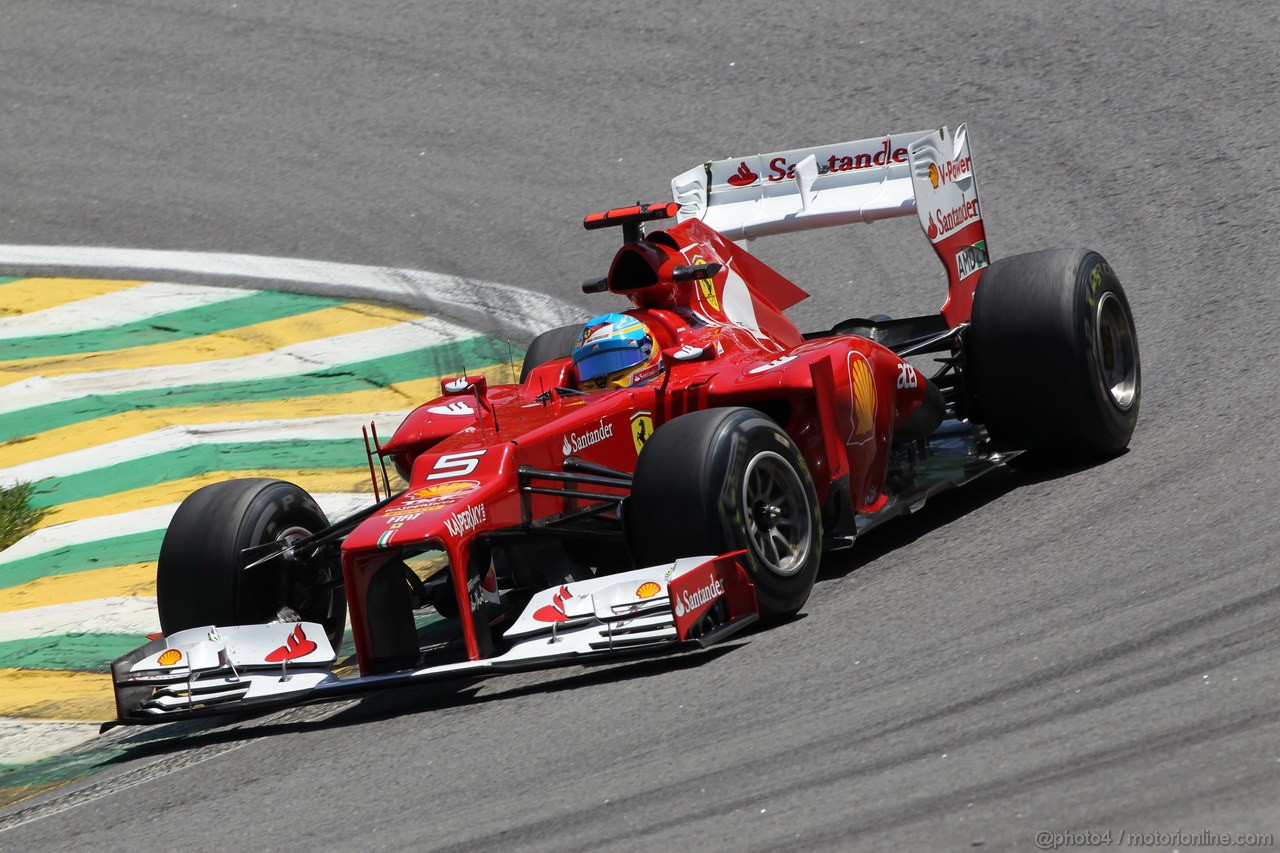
[627, 408, 821, 619]
[967, 248, 1140, 460]
[156, 479, 346, 646]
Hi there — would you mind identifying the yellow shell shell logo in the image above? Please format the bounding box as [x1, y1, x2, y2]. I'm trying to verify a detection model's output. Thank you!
[158, 649, 183, 667]
[389, 479, 482, 513]
[636, 581, 661, 599]
[414, 480, 478, 499]
[849, 355, 876, 441]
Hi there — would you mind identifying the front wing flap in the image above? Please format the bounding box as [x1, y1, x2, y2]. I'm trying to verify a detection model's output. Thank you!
[111, 554, 758, 724]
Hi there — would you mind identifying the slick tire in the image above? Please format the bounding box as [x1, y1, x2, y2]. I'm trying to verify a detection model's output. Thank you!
[627, 408, 821, 619]
[967, 248, 1140, 461]
[156, 479, 346, 647]
[518, 324, 583, 383]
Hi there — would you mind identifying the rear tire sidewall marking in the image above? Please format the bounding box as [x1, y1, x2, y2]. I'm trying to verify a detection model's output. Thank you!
[1072, 254, 1141, 448]
[968, 247, 1140, 458]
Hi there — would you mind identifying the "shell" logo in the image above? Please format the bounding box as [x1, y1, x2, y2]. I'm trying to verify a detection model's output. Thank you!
[849, 354, 876, 442]
[636, 581, 661, 599]
[413, 480, 479, 500]
[158, 648, 183, 667]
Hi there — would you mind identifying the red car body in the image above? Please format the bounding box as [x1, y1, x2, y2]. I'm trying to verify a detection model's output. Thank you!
[341, 206, 959, 675]
[115, 124, 1138, 723]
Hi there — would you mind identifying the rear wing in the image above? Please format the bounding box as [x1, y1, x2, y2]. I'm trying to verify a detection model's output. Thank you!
[671, 124, 989, 326]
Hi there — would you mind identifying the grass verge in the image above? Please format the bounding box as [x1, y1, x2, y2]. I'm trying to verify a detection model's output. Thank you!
[0, 482, 48, 551]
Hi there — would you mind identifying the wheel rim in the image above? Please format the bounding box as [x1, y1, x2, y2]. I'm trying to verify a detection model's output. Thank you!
[1095, 292, 1138, 411]
[274, 523, 339, 629]
[277, 525, 313, 550]
[742, 451, 812, 578]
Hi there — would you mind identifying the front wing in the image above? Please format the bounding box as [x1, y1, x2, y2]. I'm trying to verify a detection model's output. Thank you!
[110, 554, 758, 724]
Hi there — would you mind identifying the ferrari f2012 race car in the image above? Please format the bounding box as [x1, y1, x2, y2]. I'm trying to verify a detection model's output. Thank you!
[110, 124, 1140, 723]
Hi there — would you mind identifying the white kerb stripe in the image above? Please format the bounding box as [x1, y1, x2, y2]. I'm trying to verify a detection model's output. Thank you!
[0, 721, 106, 765]
[0, 281, 256, 340]
[0, 315, 477, 416]
[0, 412, 411, 488]
[0, 596, 159, 643]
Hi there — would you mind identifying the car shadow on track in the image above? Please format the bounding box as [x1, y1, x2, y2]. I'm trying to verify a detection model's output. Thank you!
[817, 453, 1122, 582]
[102, 645, 750, 760]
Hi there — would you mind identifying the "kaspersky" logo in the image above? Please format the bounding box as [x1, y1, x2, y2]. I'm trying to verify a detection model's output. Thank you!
[443, 504, 487, 538]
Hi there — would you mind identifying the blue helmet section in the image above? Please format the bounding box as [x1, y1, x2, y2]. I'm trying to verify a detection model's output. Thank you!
[572, 313, 657, 386]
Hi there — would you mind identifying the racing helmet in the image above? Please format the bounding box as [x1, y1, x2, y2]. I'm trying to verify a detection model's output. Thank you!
[571, 312, 663, 390]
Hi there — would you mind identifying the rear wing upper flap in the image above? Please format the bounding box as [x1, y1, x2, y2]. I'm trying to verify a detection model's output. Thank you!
[672, 129, 931, 238]
[671, 124, 990, 326]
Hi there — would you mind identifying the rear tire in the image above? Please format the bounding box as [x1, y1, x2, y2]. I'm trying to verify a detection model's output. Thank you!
[627, 408, 821, 619]
[967, 248, 1140, 460]
[518, 324, 583, 383]
[156, 479, 346, 647]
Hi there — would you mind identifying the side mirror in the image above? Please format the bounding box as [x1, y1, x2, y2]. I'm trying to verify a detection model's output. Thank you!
[661, 344, 715, 367]
[671, 263, 722, 282]
[442, 375, 489, 396]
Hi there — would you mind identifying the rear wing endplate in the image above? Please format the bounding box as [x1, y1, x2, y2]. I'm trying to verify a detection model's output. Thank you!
[671, 124, 990, 325]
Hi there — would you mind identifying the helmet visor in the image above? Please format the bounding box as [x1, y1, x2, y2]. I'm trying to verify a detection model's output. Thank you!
[574, 346, 645, 383]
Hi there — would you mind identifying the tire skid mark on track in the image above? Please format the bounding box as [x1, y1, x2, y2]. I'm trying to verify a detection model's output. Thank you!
[420, 584, 1280, 853]
[0, 245, 587, 336]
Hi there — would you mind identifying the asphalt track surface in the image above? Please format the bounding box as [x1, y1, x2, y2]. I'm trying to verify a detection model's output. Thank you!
[2, 1, 1279, 850]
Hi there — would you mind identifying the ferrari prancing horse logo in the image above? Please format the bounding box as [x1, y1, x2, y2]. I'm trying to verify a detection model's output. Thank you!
[631, 412, 654, 454]
[691, 254, 720, 312]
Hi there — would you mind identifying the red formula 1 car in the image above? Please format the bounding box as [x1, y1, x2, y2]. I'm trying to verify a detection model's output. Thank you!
[111, 124, 1140, 722]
